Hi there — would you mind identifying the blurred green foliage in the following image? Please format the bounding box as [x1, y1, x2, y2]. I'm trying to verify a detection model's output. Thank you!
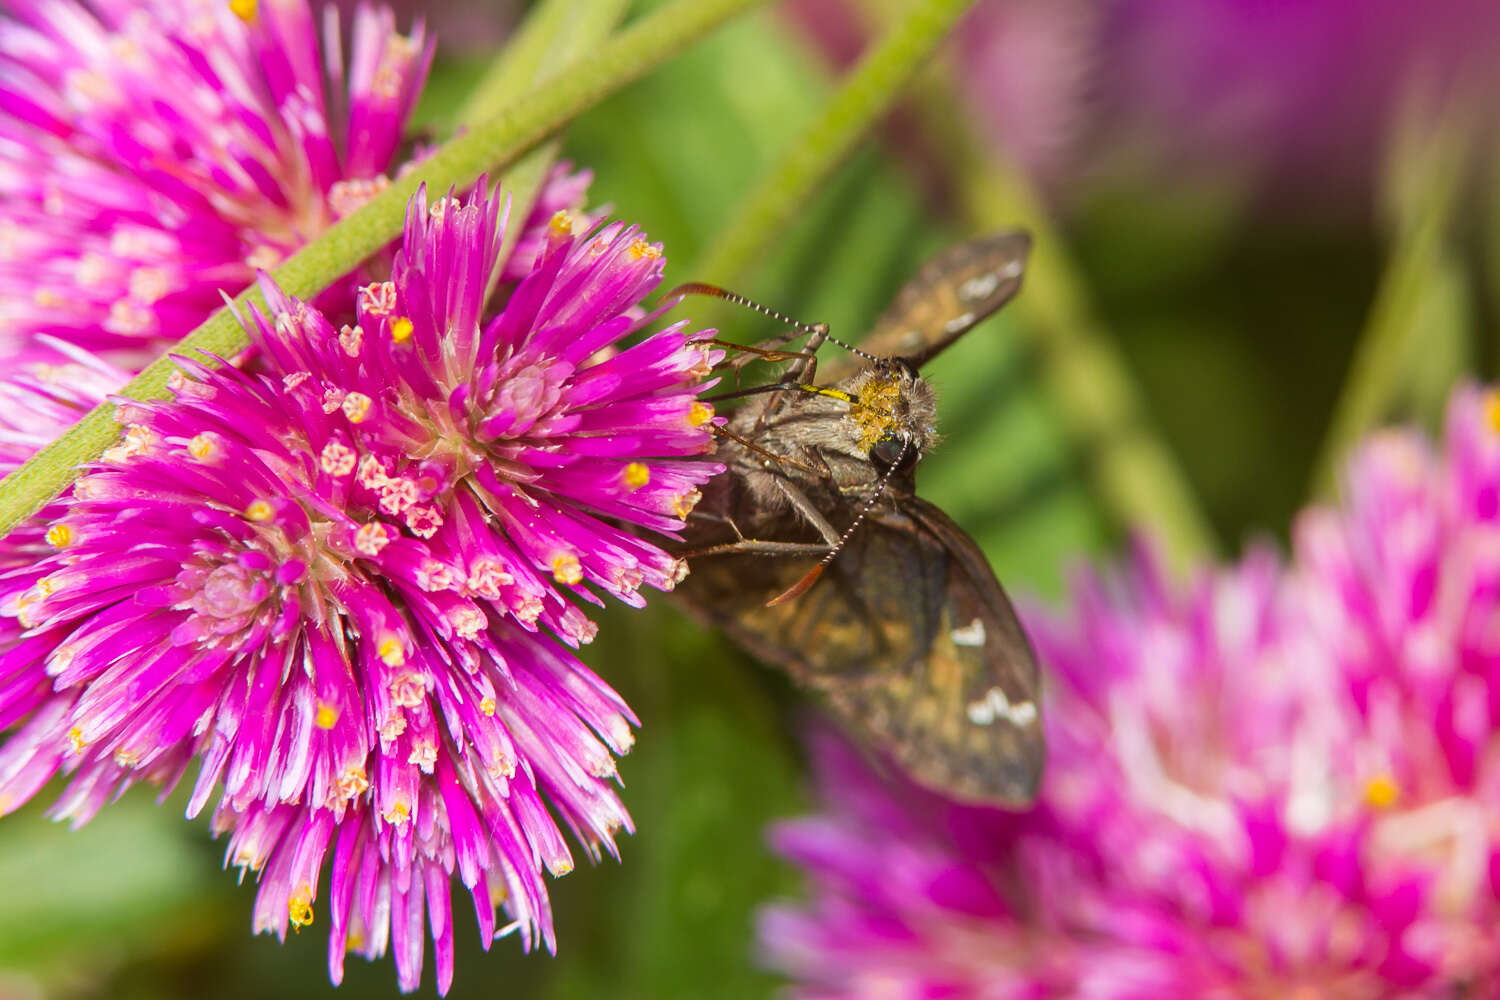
[1, 0, 1492, 996]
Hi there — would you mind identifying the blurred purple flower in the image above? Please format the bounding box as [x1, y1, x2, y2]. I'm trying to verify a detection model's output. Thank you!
[763, 384, 1500, 996]
[0, 0, 434, 367]
[1076, 0, 1499, 197]
[792, 0, 1498, 205]
[0, 184, 722, 993]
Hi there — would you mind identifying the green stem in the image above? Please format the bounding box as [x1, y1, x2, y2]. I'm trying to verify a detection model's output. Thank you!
[937, 121, 1219, 570]
[1308, 110, 1471, 497]
[0, 0, 767, 538]
[690, 0, 978, 284]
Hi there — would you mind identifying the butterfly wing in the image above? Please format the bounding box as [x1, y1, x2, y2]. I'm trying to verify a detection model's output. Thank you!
[819, 230, 1031, 384]
[675, 494, 1043, 807]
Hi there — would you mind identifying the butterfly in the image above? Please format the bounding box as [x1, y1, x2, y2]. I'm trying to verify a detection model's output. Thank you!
[669, 231, 1043, 807]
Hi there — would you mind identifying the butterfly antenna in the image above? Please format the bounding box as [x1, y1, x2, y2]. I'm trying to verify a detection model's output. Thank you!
[666, 282, 878, 362]
[766, 437, 910, 607]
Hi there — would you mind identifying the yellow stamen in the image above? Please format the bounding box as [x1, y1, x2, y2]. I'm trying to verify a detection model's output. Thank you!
[623, 462, 650, 489]
[389, 316, 413, 343]
[113, 748, 141, 767]
[1365, 773, 1400, 809]
[45, 523, 72, 548]
[673, 489, 701, 518]
[549, 211, 573, 236]
[1486, 390, 1500, 434]
[314, 702, 340, 730]
[688, 401, 713, 427]
[384, 801, 412, 826]
[335, 767, 369, 801]
[288, 888, 314, 930]
[552, 553, 584, 586]
[341, 391, 372, 424]
[628, 238, 660, 260]
[245, 500, 274, 522]
[354, 522, 391, 556]
[188, 432, 220, 460]
[68, 727, 89, 754]
[377, 636, 405, 667]
[480, 696, 496, 717]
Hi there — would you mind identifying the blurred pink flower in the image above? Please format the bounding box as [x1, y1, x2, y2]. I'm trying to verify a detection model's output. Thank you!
[0, 0, 433, 368]
[764, 384, 1500, 997]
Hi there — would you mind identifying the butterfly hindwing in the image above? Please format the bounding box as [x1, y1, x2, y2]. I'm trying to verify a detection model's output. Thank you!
[677, 493, 1043, 807]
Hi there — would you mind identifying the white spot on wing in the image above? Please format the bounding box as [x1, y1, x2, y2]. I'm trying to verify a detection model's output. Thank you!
[951, 617, 986, 646]
[943, 312, 976, 334]
[959, 272, 999, 302]
[966, 687, 1038, 728]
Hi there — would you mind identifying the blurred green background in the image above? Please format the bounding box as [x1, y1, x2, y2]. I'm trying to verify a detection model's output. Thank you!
[3, 0, 1496, 996]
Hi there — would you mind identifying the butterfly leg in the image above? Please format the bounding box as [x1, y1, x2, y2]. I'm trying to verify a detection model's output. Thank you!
[679, 478, 839, 561]
[780, 323, 828, 386]
[772, 477, 842, 547]
[680, 538, 832, 560]
[691, 337, 821, 385]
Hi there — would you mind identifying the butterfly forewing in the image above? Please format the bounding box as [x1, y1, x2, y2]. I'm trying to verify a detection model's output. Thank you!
[850, 229, 1031, 371]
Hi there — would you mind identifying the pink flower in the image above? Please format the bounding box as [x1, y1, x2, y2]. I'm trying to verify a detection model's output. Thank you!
[0, 0, 432, 366]
[763, 384, 1500, 997]
[0, 184, 722, 993]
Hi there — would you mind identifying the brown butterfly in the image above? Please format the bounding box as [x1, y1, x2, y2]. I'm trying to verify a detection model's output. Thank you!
[669, 231, 1043, 807]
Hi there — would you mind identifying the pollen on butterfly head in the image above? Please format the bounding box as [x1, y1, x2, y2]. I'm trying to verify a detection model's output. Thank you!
[849, 372, 903, 452]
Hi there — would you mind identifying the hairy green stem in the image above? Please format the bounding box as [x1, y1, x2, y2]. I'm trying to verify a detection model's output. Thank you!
[690, 0, 978, 284]
[0, 0, 766, 538]
[950, 146, 1219, 569]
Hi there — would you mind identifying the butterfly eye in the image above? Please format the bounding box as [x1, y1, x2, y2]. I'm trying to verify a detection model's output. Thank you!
[869, 433, 917, 474]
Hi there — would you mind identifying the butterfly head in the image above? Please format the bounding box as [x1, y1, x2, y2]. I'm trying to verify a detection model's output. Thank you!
[846, 356, 936, 478]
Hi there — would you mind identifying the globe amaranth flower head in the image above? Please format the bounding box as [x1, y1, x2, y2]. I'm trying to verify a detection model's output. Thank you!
[764, 384, 1500, 997]
[0, 0, 433, 366]
[0, 183, 723, 994]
